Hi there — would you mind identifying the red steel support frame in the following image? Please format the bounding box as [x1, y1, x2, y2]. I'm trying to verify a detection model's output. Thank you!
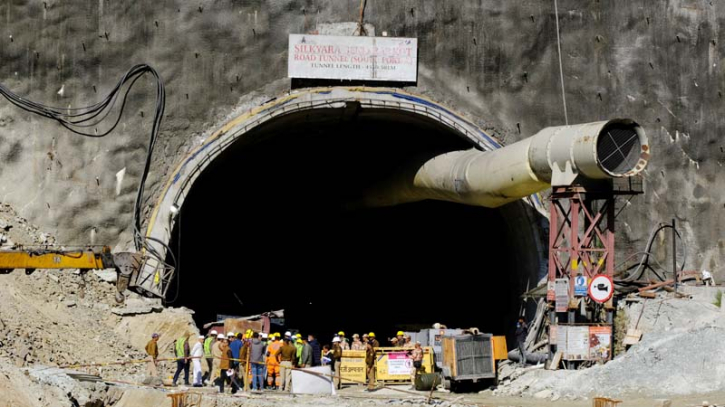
[547, 186, 615, 308]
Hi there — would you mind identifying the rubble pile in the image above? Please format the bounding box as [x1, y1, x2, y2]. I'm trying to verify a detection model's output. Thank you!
[0, 203, 198, 406]
[495, 294, 725, 400]
[0, 203, 57, 247]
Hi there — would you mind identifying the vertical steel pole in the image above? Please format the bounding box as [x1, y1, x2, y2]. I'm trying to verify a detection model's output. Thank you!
[672, 218, 677, 294]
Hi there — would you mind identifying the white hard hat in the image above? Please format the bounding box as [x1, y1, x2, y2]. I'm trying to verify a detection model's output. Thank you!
[210, 330, 218, 335]
[198, 335, 205, 339]
[217, 334, 225, 339]
[285, 331, 291, 337]
[332, 337, 341, 343]
[227, 332, 235, 337]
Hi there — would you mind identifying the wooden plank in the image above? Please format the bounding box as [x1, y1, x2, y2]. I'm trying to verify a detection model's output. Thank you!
[442, 338, 456, 377]
[638, 291, 657, 299]
[622, 329, 642, 346]
[547, 351, 563, 371]
[637, 279, 674, 292]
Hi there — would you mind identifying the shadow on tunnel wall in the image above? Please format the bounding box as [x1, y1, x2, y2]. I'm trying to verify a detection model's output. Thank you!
[164, 106, 548, 344]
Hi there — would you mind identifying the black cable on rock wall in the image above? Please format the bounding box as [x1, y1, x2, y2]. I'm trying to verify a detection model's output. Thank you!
[0, 64, 171, 269]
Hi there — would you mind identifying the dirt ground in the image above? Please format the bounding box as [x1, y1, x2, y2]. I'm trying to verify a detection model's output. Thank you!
[103, 382, 725, 407]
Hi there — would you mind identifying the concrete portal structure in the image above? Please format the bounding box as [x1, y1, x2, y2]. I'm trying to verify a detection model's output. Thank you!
[138, 87, 546, 297]
[0, 1, 722, 332]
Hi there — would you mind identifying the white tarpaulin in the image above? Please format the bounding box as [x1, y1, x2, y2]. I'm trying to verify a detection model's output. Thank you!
[288, 34, 417, 82]
[291, 366, 336, 395]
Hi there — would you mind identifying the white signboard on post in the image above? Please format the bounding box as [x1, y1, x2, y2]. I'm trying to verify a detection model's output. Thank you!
[387, 352, 413, 375]
[288, 34, 418, 82]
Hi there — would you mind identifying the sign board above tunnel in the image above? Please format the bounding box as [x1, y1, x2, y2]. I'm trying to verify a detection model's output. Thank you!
[288, 34, 418, 82]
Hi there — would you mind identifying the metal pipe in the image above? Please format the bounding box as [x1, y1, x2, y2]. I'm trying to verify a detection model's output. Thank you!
[360, 119, 649, 209]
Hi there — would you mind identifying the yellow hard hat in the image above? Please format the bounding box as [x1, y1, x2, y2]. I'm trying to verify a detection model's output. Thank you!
[296, 333, 302, 338]
[397, 331, 404, 336]
[296, 339, 303, 344]
[369, 332, 376, 338]
[338, 331, 345, 336]
[274, 332, 281, 338]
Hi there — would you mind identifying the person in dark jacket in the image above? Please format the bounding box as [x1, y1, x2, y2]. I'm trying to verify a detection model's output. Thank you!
[307, 334, 321, 366]
[515, 317, 528, 366]
[249, 333, 266, 391]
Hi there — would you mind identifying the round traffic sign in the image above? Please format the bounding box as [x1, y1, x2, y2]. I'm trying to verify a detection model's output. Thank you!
[588, 275, 614, 303]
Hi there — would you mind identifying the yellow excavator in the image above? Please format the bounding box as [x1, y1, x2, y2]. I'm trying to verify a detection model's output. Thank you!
[0, 246, 142, 303]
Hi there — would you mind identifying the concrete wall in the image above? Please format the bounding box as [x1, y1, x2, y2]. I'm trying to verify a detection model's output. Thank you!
[0, 0, 722, 275]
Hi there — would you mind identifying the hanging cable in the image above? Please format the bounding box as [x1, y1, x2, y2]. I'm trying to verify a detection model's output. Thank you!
[0, 64, 171, 273]
[553, 0, 569, 125]
[615, 222, 687, 283]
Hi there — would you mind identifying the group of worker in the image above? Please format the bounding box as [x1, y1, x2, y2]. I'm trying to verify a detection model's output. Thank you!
[146, 329, 424, 393]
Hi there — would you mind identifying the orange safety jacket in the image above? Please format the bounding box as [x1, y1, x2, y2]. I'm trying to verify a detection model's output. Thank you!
[266, 341, 282, 365]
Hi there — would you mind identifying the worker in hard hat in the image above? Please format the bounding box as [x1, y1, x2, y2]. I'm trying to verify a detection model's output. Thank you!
[203, 330, 217, 384]
[351, 333, 365, 350]
[396, 331, 406, 347]
[191, 335, 205, 387]
[295, 334, 304, 366]
[278, 337, 297, 392]
[172, 332, 191, 386]
[331, 337, 343, 389]
[144, 333, 160, 379]
[239, 332, 252, 389]
[338, 331, 350, 350]
[365, 332, 378, 391]
[210, 333, 225, 386]
[218, 336, 231, 393]
[403, 334, 414, 349]
[266, 333, 283, 389]
[369, 332, 379, 348]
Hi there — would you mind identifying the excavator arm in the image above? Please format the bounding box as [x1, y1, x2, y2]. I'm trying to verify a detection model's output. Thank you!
[0, 246, 142, 303]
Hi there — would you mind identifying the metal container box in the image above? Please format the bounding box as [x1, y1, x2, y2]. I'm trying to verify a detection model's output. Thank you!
[441, 334, 495, 382]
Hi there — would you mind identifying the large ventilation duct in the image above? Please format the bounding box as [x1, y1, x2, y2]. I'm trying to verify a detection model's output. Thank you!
[360, 119, 649, 209]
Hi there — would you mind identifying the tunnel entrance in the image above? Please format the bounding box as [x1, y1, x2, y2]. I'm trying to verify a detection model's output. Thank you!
[164, 98, 546, 345]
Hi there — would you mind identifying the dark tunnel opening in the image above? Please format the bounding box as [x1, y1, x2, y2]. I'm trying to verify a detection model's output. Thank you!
[165, 105, 545, 347]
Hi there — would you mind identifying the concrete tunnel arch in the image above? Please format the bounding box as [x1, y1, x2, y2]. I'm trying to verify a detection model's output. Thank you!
[140, 86, 549, 336]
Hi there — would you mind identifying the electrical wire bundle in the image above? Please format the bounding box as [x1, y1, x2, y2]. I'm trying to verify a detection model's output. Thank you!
[0, 64, 174, 281]
[614, 222, 686, 290]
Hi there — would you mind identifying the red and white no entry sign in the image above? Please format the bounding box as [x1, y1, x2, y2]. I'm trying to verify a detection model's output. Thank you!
[588, 275, 614, 303]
